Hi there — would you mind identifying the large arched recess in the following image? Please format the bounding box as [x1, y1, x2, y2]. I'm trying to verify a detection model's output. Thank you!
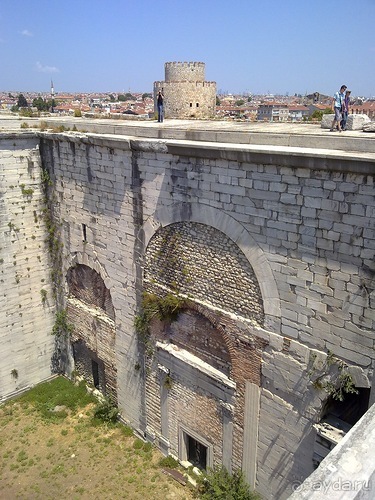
[66, 255, 117, 401]
[139, 202, 280, 331]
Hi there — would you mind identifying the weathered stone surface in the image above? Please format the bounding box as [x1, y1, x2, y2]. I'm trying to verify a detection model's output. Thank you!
[346, 113, 370, 130]
[321, 113, 370, 130]
[289, 403, 375, 499]
[2, 126, 375, 500]
[363, 121, 375, 132]
[321, 114, 335, 129]
[0, 137, 56, 403]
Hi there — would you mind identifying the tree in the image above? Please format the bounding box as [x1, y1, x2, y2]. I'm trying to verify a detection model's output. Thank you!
[32, 97, 56, 112]
[118, 93, 135, 101]
[17, 94, 28, 108]
[310, 110, 323, 120]
[235, 99, 245, 106]
[142, 93, 152, 100]
[216, 96, 221, 106]
[309, 108, 332, 121]
[32, 97, 48, 111]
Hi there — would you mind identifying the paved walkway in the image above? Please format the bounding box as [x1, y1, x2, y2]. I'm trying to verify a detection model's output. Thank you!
[0, 114, 374, 154]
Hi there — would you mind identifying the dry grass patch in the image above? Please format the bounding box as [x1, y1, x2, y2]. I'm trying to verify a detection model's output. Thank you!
[0, 376, 194, 500]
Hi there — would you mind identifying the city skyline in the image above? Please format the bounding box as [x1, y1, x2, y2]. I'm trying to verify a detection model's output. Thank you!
[1, 0, 375, 98]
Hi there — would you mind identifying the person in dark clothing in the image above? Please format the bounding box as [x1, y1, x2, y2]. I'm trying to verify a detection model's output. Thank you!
[340, 89, 351, 131]
[157, 90, 164, 122]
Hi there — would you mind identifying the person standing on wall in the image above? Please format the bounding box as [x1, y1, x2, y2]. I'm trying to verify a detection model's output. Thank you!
[330, 84, 347, 132]
[340, 89, 351, 131]
[157, 89, 164, 123]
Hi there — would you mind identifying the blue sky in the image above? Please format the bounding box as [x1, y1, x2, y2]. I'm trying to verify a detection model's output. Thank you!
[1, 0, 374, 97]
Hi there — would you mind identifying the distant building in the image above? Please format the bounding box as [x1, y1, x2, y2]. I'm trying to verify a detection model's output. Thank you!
[352, 101, 375, 120]
[308, 103, 330, 115]
[288, 104, 309, 122]
[216, 104, 258, 121]
[154, 62, 216, 119]
[257, 102, 289, 122]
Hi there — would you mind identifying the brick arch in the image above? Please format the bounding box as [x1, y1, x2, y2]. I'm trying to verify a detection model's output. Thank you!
[145, 221, 264, 324]
[67, 264, 115, 320]
[182, 301, 264, 387]
[66, 262, 117, 400]
[152, 300, 236, 377]
[68, 253, 113, 299]
[140, 202, 280, 328]
[182, 301, 237, 374]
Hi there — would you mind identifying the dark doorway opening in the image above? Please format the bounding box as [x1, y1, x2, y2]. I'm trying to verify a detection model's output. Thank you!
[92, 360, 100, 389]
[313, 387, 371, 468]
[187, 435, 207, 470]
[321, 387, 370, 425]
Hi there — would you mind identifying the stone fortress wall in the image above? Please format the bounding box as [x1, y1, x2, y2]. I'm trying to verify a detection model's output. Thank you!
[154, 61, 216, 119]
[0, 134, 56, 401]
[1, 127, 375, 499]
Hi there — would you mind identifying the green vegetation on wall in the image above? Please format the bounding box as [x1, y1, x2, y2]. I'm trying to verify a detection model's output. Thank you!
[135, 292, 186, 340]
[310, 350, 359, 401]
[40, 167, 64, 302]
[134, 292, 186, 359]
[40, 164, 73, 351]
[51, 309, 73, 337]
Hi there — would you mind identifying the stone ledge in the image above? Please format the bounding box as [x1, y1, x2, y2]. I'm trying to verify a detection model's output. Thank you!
[167, 140, 375, 174]
[288, 403, 375, 499]
[156, 341, 236, 392]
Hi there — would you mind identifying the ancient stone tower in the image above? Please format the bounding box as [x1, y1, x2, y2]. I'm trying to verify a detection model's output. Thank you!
[154, 61, 216, 119]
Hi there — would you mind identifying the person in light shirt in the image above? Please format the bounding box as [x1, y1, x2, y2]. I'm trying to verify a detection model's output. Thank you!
[330, 84, 347, 132]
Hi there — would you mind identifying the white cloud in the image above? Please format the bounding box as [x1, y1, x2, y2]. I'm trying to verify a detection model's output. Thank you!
[21, 29, 33, 37]
[36, 61, 60, 74]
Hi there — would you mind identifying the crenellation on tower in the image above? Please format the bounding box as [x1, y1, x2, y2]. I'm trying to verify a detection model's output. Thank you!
[164, 61, 206, 82]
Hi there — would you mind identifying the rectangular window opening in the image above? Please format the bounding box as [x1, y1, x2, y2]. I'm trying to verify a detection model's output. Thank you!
[82, 223, 87, 243]
[92, 360, 100, 388]
[189, 102, 193, 107]
[187, 435, 207, 470]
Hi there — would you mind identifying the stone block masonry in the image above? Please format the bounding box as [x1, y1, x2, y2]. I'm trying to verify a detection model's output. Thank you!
[154, 61, 216, 119]
[2, 125, 375, 499]
[0, 134, 56, 401]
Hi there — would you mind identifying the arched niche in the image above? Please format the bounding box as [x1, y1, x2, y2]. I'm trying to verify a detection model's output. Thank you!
[139, 201, 280, 329]
[66, 264, 117, 400]
[145, 221, 264, 325]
